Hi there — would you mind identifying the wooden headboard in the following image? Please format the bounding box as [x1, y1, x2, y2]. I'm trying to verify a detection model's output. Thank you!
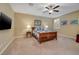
[32, 27, 35, 32]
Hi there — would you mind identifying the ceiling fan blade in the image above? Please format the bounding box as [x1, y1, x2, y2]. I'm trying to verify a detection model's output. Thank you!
[53, 5, 60, 9]
[53, 10, 59, 12]
[45, 7, 49, 9]
[43, 9, 48, 13]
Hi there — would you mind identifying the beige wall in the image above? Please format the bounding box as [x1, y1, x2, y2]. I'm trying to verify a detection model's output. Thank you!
[41, 17, 53, 30]
[14, 13, 53, 37]
[0, 3, 14, 54]
[55, 11, 79, 39]
[14, 13, 35, 37]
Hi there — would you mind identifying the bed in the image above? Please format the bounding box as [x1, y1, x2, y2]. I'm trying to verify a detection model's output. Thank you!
[32, 27, 57, 43]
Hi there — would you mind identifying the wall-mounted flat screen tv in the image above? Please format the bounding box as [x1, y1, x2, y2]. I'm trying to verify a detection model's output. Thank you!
[0, 12, 11, 30]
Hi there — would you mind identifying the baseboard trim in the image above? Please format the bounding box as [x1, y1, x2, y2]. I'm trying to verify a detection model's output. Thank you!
[0, 38, 15, 55]
[14, 34, 25, 39]
[58, 33, 76, 39]
[15, 35, 24, 39]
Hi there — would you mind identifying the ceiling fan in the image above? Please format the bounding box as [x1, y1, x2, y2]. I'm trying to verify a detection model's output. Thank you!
[43, 4, 60, 14]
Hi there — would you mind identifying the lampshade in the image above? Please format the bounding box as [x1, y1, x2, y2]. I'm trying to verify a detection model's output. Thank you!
[45, 25, 48, 28]
[27, 25, 31, 29]
[26, 25, 31, 31]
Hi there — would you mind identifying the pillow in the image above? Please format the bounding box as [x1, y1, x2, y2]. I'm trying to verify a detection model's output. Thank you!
[34, 26, 45, 32]
[35, 26, 41, 31]
[37, 27, 41, 31]
[41, 27, 44, 31]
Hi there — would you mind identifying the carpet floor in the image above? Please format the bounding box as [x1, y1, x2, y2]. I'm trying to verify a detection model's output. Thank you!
[2, 35, 79, 55]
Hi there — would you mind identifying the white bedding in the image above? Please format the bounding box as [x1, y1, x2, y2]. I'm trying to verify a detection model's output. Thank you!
[33, 31, 39, 38]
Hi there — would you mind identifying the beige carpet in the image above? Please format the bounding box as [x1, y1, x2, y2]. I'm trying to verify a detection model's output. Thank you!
[2, 35, 79, 55]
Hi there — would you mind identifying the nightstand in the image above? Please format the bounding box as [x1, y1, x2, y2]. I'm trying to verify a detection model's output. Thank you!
[26, 31, 32, 38]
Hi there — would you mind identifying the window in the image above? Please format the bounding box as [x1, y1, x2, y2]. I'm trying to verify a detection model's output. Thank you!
[54, 19, 60, 30]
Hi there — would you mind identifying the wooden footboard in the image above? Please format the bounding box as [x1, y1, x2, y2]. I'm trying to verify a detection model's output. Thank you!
[32, 27, 57, 43]
[38, 32, 57, 43]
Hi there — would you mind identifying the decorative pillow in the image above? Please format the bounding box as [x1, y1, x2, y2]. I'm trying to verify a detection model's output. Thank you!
[40, 27, 44, 31]
[35, 26, 41, 31]
[38, 27, 41, 31]
[34, 26, 45, 32]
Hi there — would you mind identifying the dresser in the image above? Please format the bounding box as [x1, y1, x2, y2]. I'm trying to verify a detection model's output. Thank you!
[76, 34, 79, 43]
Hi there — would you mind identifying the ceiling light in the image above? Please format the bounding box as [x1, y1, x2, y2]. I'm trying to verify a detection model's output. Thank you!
[49, 10, 53, 13]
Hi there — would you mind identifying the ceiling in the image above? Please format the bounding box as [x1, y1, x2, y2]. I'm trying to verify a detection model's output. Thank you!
[10, 3, 79, 18]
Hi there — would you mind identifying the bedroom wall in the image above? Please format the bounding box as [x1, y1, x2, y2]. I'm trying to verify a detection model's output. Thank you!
[41, 17, 53, 30]
[14, 13, 53, 37]
[14, 13, 35, 37]
[55, 10, 79, 39]
[0, 3, 14, 54]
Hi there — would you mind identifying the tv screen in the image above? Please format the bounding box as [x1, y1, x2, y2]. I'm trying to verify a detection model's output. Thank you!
[0, 12, 11, 30]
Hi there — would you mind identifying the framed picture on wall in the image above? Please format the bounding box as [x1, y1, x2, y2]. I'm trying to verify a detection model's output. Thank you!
[34, 20, 41, 26]
[60, 20, 68, 26]
[70, 18, 78, 24]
